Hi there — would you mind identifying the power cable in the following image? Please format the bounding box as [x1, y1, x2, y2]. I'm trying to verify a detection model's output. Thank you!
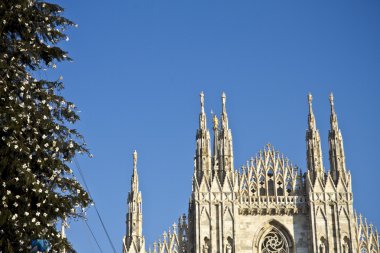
[81, 219, 97, 253]
[74, 157, 117, 253]
[84, 219, 104, 253]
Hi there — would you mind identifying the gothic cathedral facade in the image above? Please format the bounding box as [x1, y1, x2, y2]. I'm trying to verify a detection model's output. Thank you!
[122, 93, 379, 253]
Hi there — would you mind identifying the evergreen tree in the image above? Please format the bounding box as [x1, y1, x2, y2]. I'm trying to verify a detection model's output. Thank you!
[0, 0, 91, 252]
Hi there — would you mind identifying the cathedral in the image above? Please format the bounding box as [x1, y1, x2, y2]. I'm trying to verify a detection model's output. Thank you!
[122, 93, 379, 253]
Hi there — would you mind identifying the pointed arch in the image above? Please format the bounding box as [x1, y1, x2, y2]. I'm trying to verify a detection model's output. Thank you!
[200, 207, 211, 223]
[319, 236, 327, 253]
[341, 236, 351, 253]
[316, 206, 327, 220]
[223, 207, 234, 222]
[202, 236, 210, 253]
[226, 236, 234, 253]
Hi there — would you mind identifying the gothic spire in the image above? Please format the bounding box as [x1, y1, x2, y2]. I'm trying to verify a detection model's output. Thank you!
[217, 92, 234, 182]
[124, 150, 144, 253]
[306, 93, 324, 179]
[195, 92, 211, 182]
[328, 93, 347, 183]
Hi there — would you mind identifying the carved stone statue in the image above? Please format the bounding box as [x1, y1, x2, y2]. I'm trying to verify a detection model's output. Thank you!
[203, 237, 210, 253]
[320, 241, 325, 253]
[202, 244, 209, 253]
[226, 241, 232, 253]
[342, 238, 350, 253]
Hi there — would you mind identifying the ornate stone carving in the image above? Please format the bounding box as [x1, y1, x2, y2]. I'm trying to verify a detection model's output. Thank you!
[261, 230, 289, 253]
[124, 93, 380, 253]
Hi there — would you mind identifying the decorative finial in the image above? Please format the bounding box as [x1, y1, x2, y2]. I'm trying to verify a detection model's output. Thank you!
[329, 92, 339, 131]
[133, 150, 137, 169]
[222, 92, 226, 113]
[307, 93, 316, 130]
[200, 91, 205, 113]
[308, 93, 313, 104]
[213, 114, 219, 130]
[308, 93, 313, 113]
[329, 92, 334, 111]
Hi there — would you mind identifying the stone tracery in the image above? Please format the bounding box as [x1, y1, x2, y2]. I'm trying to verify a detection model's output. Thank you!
[239, 144, 304, 198]
[261, 229, 289, 253]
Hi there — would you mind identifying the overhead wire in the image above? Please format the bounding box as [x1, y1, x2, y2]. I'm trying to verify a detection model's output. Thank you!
[83, 219, 104, 253]
[81, 219, 98, 253]
[74, 157, 117, 253]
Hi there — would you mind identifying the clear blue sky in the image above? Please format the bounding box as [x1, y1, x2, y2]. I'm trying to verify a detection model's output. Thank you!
[56, 0, 380, 252]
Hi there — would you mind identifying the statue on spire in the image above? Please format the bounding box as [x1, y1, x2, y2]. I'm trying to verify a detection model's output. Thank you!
[329, 92, 339, 132]
[329, 92, 334, 108]
[213, 115, 219, 131]
[308, 93, 316, 130]
[221, 92, 229, 130]
[199, 92, 207, 130]
[200, 91, 205, 114]
[131, 150, 139, 192]
[133, 150, 138, 170]
[222, 92, 226, 114]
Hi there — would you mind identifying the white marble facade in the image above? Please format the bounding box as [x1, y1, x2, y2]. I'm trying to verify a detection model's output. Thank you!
[123, 93, 379, 253]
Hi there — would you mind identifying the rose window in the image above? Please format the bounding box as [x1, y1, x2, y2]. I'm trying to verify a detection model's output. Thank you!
[261, 229, 289, 253]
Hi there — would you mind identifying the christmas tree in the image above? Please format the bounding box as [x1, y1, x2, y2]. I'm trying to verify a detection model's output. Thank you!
[0, 0, 91, 252]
